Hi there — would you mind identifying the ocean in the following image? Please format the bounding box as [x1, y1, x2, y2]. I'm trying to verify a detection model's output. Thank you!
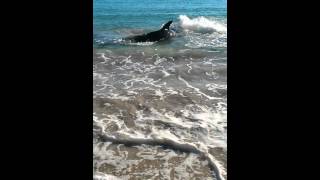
[93, 0, 227, 179]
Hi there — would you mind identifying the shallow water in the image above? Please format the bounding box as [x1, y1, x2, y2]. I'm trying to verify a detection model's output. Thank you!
[93, 0, 227, 179]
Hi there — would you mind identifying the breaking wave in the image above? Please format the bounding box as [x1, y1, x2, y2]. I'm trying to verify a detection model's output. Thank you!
[179, 15, 226, 33]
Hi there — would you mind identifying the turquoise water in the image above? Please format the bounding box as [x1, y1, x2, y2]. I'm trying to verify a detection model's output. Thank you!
[93, 1, 227, 179]
[94, 0, 226, 29]
[94, 0, 227, 48]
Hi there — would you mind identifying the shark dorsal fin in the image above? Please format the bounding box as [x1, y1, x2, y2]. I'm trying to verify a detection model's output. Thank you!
[161, 21, 173, 30]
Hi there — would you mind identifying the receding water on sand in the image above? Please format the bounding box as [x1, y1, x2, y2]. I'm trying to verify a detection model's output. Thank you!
[93, 0, 227, 179]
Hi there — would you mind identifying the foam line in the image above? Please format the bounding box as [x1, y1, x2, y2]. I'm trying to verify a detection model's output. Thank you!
[178, 75, 222, 100]
[97, 133, 226, 180]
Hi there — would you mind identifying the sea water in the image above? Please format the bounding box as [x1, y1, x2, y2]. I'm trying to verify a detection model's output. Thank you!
[93, 0, 227, 179]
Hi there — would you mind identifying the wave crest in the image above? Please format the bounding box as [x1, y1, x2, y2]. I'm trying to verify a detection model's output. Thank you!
[179, 15, 226, 33]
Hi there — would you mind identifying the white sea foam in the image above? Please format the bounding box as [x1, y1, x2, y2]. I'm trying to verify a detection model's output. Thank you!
[179, 15, 227, 33]
[178, 75, 222, 100]
[93, 48, 227, 179]
[93, 173, 123, 180]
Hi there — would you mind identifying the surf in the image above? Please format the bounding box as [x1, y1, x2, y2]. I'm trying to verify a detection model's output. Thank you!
[178, 15, 227, 33]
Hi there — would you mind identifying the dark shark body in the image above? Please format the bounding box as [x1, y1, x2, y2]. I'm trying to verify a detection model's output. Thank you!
[125, 21, 175, 43]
